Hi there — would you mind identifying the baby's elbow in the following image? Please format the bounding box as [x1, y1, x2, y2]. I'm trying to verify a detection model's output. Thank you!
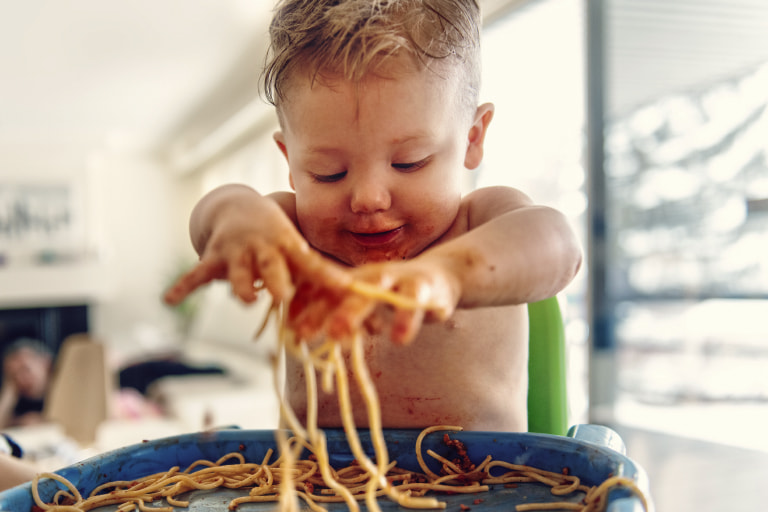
[568, 243, 583, 283]
[559, 224, 583, 288]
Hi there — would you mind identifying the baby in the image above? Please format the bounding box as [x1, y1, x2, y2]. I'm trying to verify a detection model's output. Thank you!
[165, 0, 581, 432]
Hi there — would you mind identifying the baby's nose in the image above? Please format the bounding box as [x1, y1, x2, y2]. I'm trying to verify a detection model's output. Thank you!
[350, 176, 391, 213]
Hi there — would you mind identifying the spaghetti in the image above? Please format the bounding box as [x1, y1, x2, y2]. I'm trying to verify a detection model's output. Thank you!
[30, 280, 647, 512]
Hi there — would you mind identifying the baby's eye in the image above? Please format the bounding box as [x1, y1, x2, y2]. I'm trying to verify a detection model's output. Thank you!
[392, 157, 430, 172]
[312, 171, 347, 183]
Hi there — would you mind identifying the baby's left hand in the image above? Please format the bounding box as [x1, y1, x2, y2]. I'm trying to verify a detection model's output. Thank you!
[287, 259, 461, 345]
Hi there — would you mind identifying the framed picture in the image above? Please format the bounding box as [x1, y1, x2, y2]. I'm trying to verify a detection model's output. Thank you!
[0, 180, 86, 260]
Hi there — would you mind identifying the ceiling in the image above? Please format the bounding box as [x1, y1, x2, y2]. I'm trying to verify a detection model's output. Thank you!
[0, 0, 273, 167]
[1, 0, 767, 170]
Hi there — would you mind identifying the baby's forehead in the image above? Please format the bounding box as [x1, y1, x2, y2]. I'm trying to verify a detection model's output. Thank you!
[278, 57, 459, 112]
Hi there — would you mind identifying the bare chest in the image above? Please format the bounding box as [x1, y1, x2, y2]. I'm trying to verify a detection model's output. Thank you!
[288, 304, 530, 431]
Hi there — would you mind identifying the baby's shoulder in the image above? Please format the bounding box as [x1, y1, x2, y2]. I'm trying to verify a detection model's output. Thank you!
[462, 186, 534, 224]
[435, 186, 533, 244]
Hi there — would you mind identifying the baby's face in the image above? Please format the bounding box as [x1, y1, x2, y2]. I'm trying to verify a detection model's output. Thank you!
[277, 63, 473, 266]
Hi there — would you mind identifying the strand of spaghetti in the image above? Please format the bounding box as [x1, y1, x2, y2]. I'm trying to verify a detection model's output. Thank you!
[485, 460, 581, 481]
[327, 341, 403, 510]
[89, 475, 164, 497]
[524, 472, 567, 488]
[318, 461, 401, 494]
[279, 310, 364, 511]
[273, 323, 308, 441]
[484, 461, 587, 499]
[276, 409, 299, 512]
[425, 449, 464, 474]
[295, 490, 329, 512]
[229, 494, 281, 507]
[309, 341, 338, 393]
[397, 482, 490, 494]
[252, 296, 276, 339]
[351, 333, 386, 475]
[430, 472, 486, 486]
[516, 502, 584, 511]
[250, 462, 275, 494]
[274, 317, 308, 512]
[347, 281, 432, 310]
[334, 334, 445, 510]
[224, 464, 269, 489]
[165, 493, 190, 508]
[583, 476, 648, 512]
[137, 499, 172, 512]
[550, 476, 582, 496]
[94, 473, 187, 502]
[50, 491, 77, 508]
[476, 455, 494, 472]
[332, 466, 374, 485]
[330, 343, 375, 476]
[214, 452, 247, 465]
[86, 471, 202, 511]
[31, 473, 83, 510]
[301, 342, 319, 440]
[350, 331, 392, 512]
[415, 425, 464, 480]
[32, 506, 82, 512]
[310, 429, 361, 510]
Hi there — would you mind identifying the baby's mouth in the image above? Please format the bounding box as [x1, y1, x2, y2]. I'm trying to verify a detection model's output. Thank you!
[350, 227, 403, 246]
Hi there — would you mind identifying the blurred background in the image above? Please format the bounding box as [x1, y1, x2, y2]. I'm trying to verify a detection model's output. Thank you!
[1, 1, 766, 510]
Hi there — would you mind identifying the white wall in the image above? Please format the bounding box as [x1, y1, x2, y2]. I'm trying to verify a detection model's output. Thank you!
[0, 147, 195, 355]
[84, 150, 192, 352]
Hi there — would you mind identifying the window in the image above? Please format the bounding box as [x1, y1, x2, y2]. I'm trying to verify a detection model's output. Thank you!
[480, 0, 589, 423]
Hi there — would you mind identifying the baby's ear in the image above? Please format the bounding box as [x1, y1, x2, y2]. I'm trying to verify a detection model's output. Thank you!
[464, 103, 494, 170]
[273, 131, 288, 160]
[273, 131, 295, 190]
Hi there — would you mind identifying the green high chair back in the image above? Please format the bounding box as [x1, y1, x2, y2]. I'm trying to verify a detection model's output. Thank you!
[527, 297, 568, 436]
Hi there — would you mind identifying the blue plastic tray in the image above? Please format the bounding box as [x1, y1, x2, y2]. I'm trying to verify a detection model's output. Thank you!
[0, 427, 650, 511]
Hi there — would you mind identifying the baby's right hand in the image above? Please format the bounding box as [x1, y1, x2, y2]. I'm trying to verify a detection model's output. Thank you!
[164, 192, 345, 307]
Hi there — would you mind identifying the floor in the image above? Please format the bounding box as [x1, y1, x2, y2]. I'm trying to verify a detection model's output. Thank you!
[612, 423, 768, 512]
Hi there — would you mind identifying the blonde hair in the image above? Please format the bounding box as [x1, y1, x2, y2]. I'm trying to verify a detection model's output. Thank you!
[262, 0, 482, 117]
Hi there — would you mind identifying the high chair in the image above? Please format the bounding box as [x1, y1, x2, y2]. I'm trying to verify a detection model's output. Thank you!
[527, 296, 568, 436]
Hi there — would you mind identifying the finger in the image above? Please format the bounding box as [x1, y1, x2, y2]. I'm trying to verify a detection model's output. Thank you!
[228, 249, 259, 303]
[391, 307, 426, 345]
[163, 259, 226, 305]
[387, 278, 429, 344]
[257, 245, 294, 303]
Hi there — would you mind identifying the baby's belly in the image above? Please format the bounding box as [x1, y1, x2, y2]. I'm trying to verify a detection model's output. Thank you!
[287, 305, 529, 432]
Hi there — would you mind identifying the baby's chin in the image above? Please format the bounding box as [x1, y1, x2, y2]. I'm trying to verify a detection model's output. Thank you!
[342, 251, 410, 267]
[314, 246, 402, 267]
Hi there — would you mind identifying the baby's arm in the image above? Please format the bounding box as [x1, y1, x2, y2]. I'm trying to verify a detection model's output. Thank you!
[424, 185, 582, 308]
[164, 184, 348, 306]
